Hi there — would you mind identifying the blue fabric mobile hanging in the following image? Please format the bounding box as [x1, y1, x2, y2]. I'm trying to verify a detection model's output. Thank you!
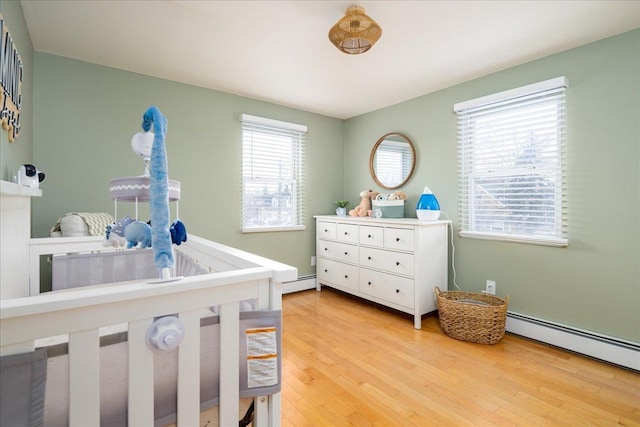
[141, 106, 174, 276]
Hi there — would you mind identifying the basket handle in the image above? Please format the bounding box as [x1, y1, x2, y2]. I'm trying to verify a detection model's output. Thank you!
[505, 294, 510, 305]
[434, 286, 442, 296]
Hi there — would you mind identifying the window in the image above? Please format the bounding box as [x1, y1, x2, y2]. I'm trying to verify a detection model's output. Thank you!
[454, 77, 568, 246]
[240, 114, 307, 232]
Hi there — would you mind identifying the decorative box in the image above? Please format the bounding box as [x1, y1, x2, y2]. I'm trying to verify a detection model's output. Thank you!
[371, 199, 404, 218]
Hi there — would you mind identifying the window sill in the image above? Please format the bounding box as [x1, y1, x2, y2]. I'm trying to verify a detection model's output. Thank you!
[242, 225, 306, 234]
[459, 231, 568, 247]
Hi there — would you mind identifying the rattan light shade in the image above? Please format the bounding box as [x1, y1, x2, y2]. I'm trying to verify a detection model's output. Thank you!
[328, 5, 382, 55]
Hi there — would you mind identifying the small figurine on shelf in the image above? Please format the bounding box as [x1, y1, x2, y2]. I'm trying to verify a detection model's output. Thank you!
[334, 200, 350, 216]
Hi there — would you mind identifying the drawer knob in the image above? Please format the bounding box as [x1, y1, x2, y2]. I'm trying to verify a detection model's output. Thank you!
[396, 237, 400, 242]
[324, 248, 328, 251]
[368, 234, 372, 238]
[344, 275, 348, 279]
[368, 256, 372, 260]
[368, 281, 372, 285]
[344, 232, 348, 235]
[324, 229, 328, 232]
[396, 261, 400, 266]
[344, 251, 348, 255]
[396, 289, 400, 293]
[324, 269, 328, 273]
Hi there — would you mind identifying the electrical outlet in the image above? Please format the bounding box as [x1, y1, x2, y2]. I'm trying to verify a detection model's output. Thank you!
[311, 256, 316, 266]
[484, 280, 496, 295]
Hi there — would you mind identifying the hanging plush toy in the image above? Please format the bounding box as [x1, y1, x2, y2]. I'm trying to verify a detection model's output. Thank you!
[140, 106, 174, 277]
[103, 215, 133, 247]
[170, 220, 188, 245]
[124, 220, 153, 249]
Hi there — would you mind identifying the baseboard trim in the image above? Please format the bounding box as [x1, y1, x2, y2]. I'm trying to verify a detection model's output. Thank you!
[283, 275, 316, 294]
[506, 312, 640, 371]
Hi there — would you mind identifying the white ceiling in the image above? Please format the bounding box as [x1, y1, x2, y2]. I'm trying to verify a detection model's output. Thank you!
[20, 0, 640, 119]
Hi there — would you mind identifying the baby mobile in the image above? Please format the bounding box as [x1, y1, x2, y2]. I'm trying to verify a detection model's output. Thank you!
[104, 106, 187, 279]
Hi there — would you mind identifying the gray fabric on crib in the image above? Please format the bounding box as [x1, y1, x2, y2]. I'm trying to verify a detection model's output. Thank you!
[51, 249, 208, 290]
[39, 310, 281, 427]
[0, 348, 47, 427]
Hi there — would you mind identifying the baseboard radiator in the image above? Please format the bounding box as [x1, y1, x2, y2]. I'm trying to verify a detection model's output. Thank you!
[282, 274, 316, 294]
[506, 312, 640, 371]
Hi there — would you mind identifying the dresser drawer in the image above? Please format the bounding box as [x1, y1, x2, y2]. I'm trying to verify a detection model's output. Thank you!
[359, 269, 414, 309]
[360, 247, 415, 277]
[318, 240, 359, 264]
[359, 225, 384, 247]
[336, 223, 358, 244]
[317, 258, 359, 292]
[384, 227, 415, 252]
[318, 221, 337, 240]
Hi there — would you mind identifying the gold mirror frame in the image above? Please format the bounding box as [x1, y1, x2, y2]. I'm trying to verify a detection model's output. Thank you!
[369, 132, 416, 190]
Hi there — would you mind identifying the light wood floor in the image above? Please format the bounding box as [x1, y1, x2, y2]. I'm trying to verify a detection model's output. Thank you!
[281, 288, 640, 427]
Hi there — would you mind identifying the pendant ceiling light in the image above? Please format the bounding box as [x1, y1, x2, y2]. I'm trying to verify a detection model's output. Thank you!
[328, 5, 382, 55]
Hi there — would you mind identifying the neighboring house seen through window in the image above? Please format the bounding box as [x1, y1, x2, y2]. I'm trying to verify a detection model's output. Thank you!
[241, 114, 307, 232]
[454, 77, 568, 246]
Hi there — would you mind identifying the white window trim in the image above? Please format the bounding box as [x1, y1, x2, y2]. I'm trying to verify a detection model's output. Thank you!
[454, 77, 568, 112]
[242, 225, 306, 233]
[240, 114, 308, 133]
[455, 77, 569, 247]
[458, 231, 568, 247]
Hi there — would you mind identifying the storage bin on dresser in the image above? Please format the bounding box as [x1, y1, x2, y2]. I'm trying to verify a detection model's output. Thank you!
[315, 215, 450, 329]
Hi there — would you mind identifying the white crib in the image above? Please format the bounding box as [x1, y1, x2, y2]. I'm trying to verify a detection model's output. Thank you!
[1, 234, 296, 426]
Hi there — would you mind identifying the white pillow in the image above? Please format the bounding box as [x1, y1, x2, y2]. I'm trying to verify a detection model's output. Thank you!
[59, 214, 90, 237]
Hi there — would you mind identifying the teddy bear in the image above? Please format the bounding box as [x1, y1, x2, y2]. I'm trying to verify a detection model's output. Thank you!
[388, 190, 408, 201]
[349, 190, 379, 217]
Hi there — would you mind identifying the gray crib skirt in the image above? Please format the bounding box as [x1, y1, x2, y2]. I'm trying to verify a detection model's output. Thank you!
[0, 310, 281, 427]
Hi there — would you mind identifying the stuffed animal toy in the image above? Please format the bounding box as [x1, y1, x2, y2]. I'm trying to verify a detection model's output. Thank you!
[104, 224, 127, 247]
[170, 220, 188, 245]
[388, 191, 408, 201]
[349, 190, 379, 217]
[124, 220, 153, 249]
[103, 215, 133, 247]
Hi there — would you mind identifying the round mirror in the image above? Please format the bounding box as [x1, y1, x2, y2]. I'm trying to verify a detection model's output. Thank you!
[369, 133, 416, 190]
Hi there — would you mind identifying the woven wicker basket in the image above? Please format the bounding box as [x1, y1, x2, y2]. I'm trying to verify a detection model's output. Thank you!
[434, 287, 509, 345]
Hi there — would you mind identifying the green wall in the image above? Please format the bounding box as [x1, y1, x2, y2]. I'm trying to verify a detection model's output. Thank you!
[31, 54, 344, 277]
[3, 1, 638, 343]
[0, 0, 33, 179]
[343, 30, 640, 342]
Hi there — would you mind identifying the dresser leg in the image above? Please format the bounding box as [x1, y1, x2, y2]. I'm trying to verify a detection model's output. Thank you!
[414, 314, 421, 329]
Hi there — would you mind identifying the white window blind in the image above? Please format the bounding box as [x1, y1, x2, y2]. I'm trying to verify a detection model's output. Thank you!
[454, 77, 568, 246]
[240, 114, 307, 232]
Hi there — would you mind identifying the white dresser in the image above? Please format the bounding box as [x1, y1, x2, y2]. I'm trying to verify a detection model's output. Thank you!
[315, 215, 450, 329]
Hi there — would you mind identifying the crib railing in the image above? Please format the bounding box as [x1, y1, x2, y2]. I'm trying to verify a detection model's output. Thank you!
[2, 234, 297, 426]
